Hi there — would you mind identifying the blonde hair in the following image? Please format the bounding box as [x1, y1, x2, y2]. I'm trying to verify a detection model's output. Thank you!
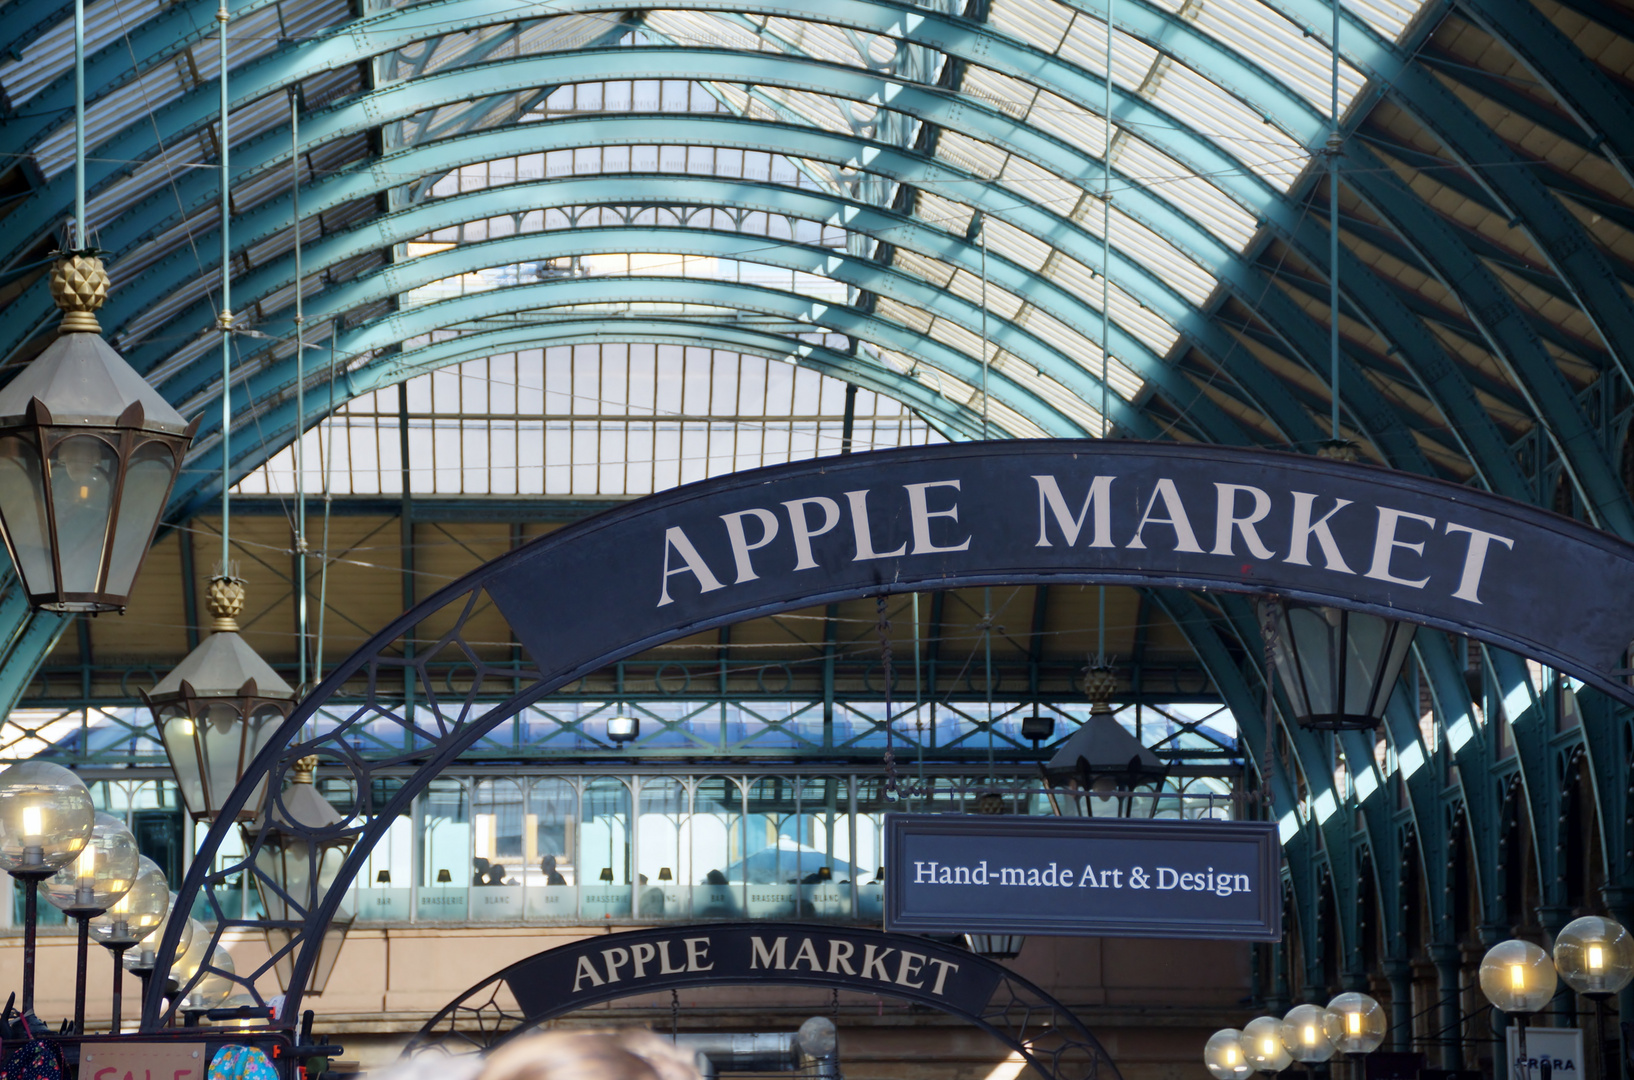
[479, 1030, 702, 1080]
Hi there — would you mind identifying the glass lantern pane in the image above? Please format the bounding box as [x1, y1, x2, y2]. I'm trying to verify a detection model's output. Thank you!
[1285, 607, 1340, 716]
[46, 435, 118, 595]
[0, 435, 55, 595]
[1341, 613, 1390, 718]
[105, 441, 178, 597]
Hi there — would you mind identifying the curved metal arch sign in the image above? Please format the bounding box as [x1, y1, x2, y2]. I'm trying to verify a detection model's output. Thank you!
[489, 440, 1634, 705]
[401, 921, 1121, 1080]
[150, 439, 1634, 1031]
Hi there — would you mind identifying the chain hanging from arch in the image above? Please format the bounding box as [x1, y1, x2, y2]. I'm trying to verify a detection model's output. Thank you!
[1259, 597, 1279, 813]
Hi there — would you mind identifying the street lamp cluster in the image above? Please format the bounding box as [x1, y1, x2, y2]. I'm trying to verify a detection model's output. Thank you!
[1478, 917, 1634, 1078]
[1205, 995, 1389, 1080]
[0, 760, 237, 1031]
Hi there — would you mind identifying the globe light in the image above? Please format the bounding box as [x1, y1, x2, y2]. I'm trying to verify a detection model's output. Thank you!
[1281, 1004, 1339, 1063]
[185, 945, 237, 1010]
[91, 856, 169, 946]
[41, 812, 139, 913]
[1205, 1029, 1254, 1080]
[1243, 1016, 1293, 1073]
[126, 905, 196, 975]
[164, 918, 212, 990]
[1478, 939, 1558, 1013]
[0, 760, 95, 873]
[1553, 916, 1634, 999]
[1326, 992, 1387, 1054]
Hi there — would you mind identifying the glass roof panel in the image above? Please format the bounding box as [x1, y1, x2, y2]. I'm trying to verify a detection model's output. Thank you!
[237, 346, 944, 498]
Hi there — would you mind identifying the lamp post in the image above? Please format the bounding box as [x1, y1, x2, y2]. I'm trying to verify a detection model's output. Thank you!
[0, 257, 196, 613]
[1205, 1029, 1253, 1080]
[1044, 664, 1167, 817]
[90, 855, 169, 1032]
[40, 811, 139, 1032]
[1553, 917, 1634, 1080]
[1479, 939, 1559, 1080]
[0, 760, 96, 1013]
[1260, 599, 1416, 731]
[145, 576, 297, 822]
[249, 755, 354, 995]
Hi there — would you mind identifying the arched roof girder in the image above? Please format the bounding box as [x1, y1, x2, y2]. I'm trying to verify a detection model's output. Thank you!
[179, 225, 1162, 439]
[0, 9, 1522, 480]
[94, 112, 1324, 449]
[61, 45, 1470, 472]
[1341, 140, 1634, 538]
[1254, 0, 1634, 395]
[117, 177, 1255, 448]
[166, 317, 997, 514]
[177, 274, 1111, 489]
[1, 39, 1341, 448]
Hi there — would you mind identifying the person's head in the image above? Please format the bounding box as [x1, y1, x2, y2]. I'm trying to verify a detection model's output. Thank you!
[479, 1031, 700, 1080]
[541, 855, 556, 871]
[474, 857, 491, 872]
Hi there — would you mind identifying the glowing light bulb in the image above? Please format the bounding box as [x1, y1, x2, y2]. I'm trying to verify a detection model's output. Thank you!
[1303, 1024, 1316, 1045]
[21, 805, 41, 838]
[75, 844, 94, 880]
[1589, 945, 1605, 972]
[1510, 964, 1526, 990]
[1226, 1048, 1239, 1065]
[1347, 1011, 1362, 1036]
[1262, 1038, 1275, 1055]
[173, 719, 194, 738]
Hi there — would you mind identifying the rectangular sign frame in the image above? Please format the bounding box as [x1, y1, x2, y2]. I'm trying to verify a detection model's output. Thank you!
[884, 813, 1282, 942]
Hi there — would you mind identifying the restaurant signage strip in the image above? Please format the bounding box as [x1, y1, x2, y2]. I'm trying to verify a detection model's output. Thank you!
[488, 441, 1634, 708]
[884, 814, 1282, 941]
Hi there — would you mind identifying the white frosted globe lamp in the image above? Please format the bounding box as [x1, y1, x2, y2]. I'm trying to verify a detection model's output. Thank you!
[1243, 1016, 1292, 1073]
[1553, 916, 1634, 999]
[1479, 939, 1557, 1013]
[1326, 992, 1387, 1054]
[1205, 1029, 1253, 1080]
[91, 855, 169, 1033]
[42, 812, 139, 913]
[1281, 1004, 1339, 1063]
[0, 760, 94, 874]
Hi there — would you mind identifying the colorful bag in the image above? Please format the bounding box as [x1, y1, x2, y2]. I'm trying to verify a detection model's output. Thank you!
[0, 1009, 64, 1080]
[206, 1046, 279, 1080]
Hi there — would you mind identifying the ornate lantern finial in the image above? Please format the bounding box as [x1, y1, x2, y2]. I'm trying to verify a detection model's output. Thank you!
[1082, 663, 1118, 715]
[290, 756, 320, 785]
[48, 254, 110, 335]
[207, 575, 245, 632]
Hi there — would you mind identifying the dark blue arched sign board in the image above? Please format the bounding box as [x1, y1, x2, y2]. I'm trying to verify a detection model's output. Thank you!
[401, 922, 1123, 1080]
[488, 441, 1634, 706]
[151, 440, 1634, 1030]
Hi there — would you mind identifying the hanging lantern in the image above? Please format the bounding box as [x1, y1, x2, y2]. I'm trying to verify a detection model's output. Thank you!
[0, 255, 196, 612]
[1260, 598, 1416, 731]
[144, 576, 295, 821]
[248, 755, 354, 995]
[964, 933, 1026, 960]
[1045, 664, 1167, 817]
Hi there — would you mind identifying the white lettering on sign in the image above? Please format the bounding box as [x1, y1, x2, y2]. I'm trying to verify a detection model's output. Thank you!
[910, 860, 1251, 898]
[653, 472, 1518, 611]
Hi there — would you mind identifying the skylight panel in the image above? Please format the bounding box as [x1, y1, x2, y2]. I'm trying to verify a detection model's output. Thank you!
[1343, 0, 1422, 43]
[1109, 287, 1181, 355]
[946, 270, 1026, 321]
[875, 297, 937, 337]
[934, 131, 1005, 181]
[642, 10, 769, 53]
[1025, 89, 1109, 159]
[1193, 0, 1366, 116]
[915, 193, 975, 238]
[987, 0, 1078, 54]
[892, 251, 958, 290]
[0, 0, 163, 106]
[761, 17, 868, 68]
[1056, 20, 1164, 89]
[1145, 63, 1306, 191]
[1115, 138, 1257, 250]
[960, 67, 1038, 122]
[1106, 207, 1218, 306]
[982, 218, 1054, 274]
